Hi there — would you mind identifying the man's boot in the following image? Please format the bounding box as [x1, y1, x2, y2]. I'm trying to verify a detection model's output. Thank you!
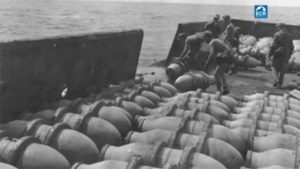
[273, 81, 279, 88]
[222, 86, 230, 95]
[228, 66, 237, 75]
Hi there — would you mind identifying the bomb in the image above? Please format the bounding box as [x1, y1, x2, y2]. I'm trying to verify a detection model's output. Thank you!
[174, 72, 215, 92]
[98, 142, 227, 169]
[0, 130, 70, 169]
[0, 119, 99, 164]
[166, 60, 190, 79]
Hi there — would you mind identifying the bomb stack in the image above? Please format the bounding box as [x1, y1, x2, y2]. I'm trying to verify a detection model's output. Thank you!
[228, 91, 300, 169]
[1, 77, 300, 169]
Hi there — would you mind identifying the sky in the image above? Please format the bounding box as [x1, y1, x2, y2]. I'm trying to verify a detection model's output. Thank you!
[100, 0, 300, 7]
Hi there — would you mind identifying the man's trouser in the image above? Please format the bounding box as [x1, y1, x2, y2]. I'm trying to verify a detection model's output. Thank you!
[232, 39, 239, 49]
[214, 51, 232, 91]
[271, 55, 289, 87]
[224, 39, 238, 72]
[216, 51, 234, 66]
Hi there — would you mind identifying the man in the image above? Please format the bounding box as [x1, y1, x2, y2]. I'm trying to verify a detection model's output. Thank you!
[266, 23, 294, 88]
[178, 32, 205, 69]
[204, 31, 232, 95]
[204, 14, 222, 38]
[219, 15, 235, 48]
[232, 27, 241, 49]
[177, 33, 188, 53]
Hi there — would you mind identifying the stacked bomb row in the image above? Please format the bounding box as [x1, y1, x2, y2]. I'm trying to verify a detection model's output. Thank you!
[228, 91, 300, 169]
[125, 88, 300, 169]
[0, 78, 193, 168]
[0, 78, 236, 169]
[94, 80, 299, 169]
[0, 77, 178, 168]
[1, 77, 300, 169]
[0, 130, 179, 169]
[20, 82, 239, 169]
[100, 82, 300, 169]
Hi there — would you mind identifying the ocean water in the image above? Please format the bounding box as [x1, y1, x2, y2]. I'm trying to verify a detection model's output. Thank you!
[1, 0, 299, 65]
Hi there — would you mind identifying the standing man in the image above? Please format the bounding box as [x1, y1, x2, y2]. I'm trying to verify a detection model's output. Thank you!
[266, 23, 294, 88]
[219, 15, 235, 48]
[204, 14, 222, 39]
[203, 31, 232, 95]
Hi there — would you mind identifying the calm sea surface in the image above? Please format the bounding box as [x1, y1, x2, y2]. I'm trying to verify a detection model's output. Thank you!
[1, 0, 299, 65]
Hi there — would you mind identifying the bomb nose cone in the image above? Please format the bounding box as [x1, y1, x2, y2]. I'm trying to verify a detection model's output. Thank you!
[220, 96, 238, 111]
[209, 106, 229, 123]
[208, 138, 245, 169]
[152, 86, 172, 98]
[2, 136, 71, 169]
[121, 101, 144, 117]
[107, 106, 133, 122]
[98, 106, 132, 137]
[174, 75, 194, 92]
[55, 129, 99, 164]
[141, 90, 161, 105]
[159, 82, 177, 96]
[134, 95, 155, 108]
[20, 142, 70, 169]
[245, 57, 260, 68]
[0, 162, 18, 169]
[210, 100, 230, 114]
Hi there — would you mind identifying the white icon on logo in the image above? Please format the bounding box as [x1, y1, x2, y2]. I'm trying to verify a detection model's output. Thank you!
[255, 6, 267, 17]
[256, 6, 266, 12]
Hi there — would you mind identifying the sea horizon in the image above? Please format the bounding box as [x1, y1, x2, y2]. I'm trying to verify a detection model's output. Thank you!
[1, 0, 299, 65]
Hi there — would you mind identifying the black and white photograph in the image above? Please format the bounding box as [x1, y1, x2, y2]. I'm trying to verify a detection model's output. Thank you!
[0, 0, 300, 169]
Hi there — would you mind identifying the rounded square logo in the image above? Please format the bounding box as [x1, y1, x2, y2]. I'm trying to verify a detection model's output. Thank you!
[254, 5, 268, 19]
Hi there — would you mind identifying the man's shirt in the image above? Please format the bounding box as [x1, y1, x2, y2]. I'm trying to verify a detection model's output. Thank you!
[270, 30, 294, 59]
[204, 20, 221, 38]
[220, 23, 235, 42]
[209, 39, 231, 55]
[185, 32, 205, 46]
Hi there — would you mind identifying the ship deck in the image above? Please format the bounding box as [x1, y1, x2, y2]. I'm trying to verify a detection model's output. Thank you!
[137, 65, 300, 99]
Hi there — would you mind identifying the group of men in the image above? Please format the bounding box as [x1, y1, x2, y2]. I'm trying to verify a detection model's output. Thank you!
[177, 14, 239, 95]
[176, 14, 294, 95]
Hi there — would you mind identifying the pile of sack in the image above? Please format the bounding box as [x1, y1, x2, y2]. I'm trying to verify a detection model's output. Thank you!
[288, 40, 300, 72]
[238, 35, 273, 65]
[229, 35, 260, 69]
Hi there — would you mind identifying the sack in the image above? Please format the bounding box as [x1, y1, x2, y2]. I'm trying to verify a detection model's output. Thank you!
[239, 35, 257, 46]
[256, 37, 273, 50]
[293, 40, 300, 52]
[239, 46, 252, 55]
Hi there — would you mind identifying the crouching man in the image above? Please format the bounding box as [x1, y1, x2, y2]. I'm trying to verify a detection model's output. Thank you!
[178, 32, 205, 70]
[204, 31, 233, 95]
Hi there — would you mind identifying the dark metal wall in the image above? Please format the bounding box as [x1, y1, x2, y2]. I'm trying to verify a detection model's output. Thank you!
[0, 29, 144, 123]
[166, 19, 300, 65]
